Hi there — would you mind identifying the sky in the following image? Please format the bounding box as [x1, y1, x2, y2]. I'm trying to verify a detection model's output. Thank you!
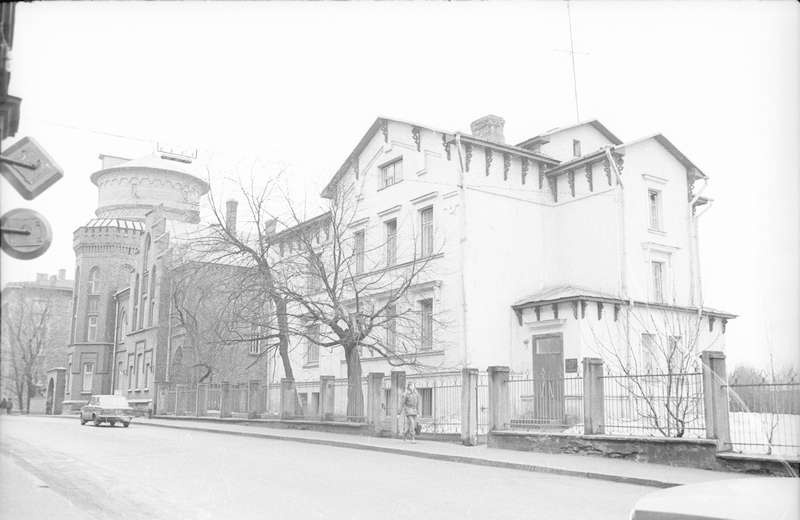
[1, 1, 798, 371]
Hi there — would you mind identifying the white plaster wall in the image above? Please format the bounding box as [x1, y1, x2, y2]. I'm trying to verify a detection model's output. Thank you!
[537, 124, 617, 161]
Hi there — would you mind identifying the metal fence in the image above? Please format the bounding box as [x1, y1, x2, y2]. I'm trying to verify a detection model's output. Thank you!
[407, 372, 462, 435]
[601, 372, 705, 438]
[506, 375, 584, 432]
[726, 382, 800, 457]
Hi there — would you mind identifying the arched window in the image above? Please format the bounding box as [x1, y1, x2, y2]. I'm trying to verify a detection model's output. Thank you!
[132, 274, 140, 331]
[139, 235, 151, 330]
[117, 308, 127, 344]
[87, 267, 100, 294]
[71, 266, 80, 343]
[147, 265, 157, 327]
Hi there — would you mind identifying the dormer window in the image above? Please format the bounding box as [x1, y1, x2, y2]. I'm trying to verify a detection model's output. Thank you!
[572, 139, 581, 157]
[380, 159, 402, 189]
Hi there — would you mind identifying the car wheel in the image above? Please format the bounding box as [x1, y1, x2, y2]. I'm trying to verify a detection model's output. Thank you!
[109, 420, 116, 427]
[80, 416, 87, 425]
[93, 415, 102, 427]
[122, 421, 130, 428]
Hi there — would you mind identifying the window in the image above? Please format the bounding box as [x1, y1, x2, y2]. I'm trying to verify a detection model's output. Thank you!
[648, 190, 662, 230]
[148, 265, 157, 327]
[66, 357, 72, 395]
[87, 267, 100, 294]
[307, 255, 322, 293]
[419, 298, 433, 350]
[132, 274, 139, 331]
[87, 296, 99, 314]
[641, 333, 657, 373]
[248, 325, 261, 356]
[385, 219, 397, 266]
[71, 267, 80, 343]
[82, 362, 94, 393]
[381, 159, 402, 188]
[306, 324, 320, 365]
[139, 271, 148, 330]
[354, 230, 365, 274]
[386, 304, 397, 351]
[420, 207, 433, 257]
[136, 353, 143, 389]
[652, 261, 665, 303]
[144, 352, 152, 389]
[127, 354, 134, 390]
[116, 360, 124, 391]
[87, 316, 98, 342]
[418, 387, 433, 418]
[572, 139, 581, 157]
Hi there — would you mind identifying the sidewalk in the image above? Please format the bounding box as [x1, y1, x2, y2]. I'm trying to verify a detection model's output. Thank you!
[131, 416, 746, 488]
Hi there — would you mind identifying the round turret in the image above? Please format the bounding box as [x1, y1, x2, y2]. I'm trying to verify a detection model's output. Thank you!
[89, 153, 210, 222]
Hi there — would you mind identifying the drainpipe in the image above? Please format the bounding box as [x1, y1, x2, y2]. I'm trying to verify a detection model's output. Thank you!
[454, 133, 470, 368]
[110, 297, 119, 393]
[604, 148, 628, 301]
[688, 177, 709, 308]
[604, 147, 634, 364]
[692, 188, 713, 311]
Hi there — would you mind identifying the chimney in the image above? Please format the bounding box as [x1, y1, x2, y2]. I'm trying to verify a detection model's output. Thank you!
[225, 199, 238, 235]
[58, 269, 66, 280]
[470, 114, 506, 144]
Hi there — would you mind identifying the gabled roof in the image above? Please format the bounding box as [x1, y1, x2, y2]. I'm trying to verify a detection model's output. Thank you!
[320, 116, 559, 198]
[516, 119, 623, 149]
[618, 134, 707, 179]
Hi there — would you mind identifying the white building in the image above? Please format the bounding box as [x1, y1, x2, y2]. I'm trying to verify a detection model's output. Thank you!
[279, 115, 734, 383]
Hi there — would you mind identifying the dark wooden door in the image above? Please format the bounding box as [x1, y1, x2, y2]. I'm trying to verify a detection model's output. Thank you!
[531, 334, 565, 424]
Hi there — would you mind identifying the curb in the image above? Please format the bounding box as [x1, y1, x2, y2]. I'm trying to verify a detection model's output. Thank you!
[134, 419, 677, 488]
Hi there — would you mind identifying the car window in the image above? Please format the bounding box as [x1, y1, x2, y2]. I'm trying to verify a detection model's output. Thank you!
[98, 396, 130, 407]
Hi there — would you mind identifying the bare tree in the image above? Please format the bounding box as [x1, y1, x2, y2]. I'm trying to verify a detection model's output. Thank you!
[271, 185, 444, 419]
[590, 307, 712, 437]
[1, 293, 54, 413]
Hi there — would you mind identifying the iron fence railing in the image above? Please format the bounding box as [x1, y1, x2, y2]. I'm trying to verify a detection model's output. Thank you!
[601, 372, 705, 438]
[506, 375, 583, 432]
[726, 382, 800, 457]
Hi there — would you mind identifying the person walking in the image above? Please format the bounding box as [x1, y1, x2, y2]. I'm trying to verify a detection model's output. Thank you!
[397, 382, 420, 443]
[0, 397, 6, 414]
[6, 398, 12, 415]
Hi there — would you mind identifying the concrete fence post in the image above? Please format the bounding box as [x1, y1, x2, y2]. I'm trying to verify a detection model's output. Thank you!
[583, 357, 605, 435]
[389, 371, 406, 437]
[366, 372, 384, 434]
[220, 381, 232, 418]
[197, 384, 207, 416]
[319, 376, 335, 421]
[701, 350, 732, 451]
[487, 366, 510, 431]
[280, 378, 297, 419]
[249, 380, 261, 418]
[461, 368, 479, 446]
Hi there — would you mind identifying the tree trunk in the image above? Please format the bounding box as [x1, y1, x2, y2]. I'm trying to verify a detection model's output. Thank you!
[345, 344, 364, 421]
[272, 295, 294, 382]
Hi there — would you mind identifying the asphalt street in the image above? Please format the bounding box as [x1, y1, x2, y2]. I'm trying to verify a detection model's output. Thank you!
[0, 415, 652, 519]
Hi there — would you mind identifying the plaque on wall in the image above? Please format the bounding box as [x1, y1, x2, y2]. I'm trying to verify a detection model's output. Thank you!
[565, 358, 578, 373]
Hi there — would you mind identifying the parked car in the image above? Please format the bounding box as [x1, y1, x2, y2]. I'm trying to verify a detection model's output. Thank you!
[80, 395, 134, 427]
[629, 477, 799, 520]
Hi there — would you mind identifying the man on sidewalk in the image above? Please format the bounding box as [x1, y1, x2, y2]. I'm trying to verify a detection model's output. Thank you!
[398, 383, 420, 443]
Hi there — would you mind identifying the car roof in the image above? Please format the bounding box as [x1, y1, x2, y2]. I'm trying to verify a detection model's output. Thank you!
[630, 478, 799, 520]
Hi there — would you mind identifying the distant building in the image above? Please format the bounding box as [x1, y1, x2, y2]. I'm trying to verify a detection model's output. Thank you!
[1, 271, 72, 412]
[61, 150, 268, 413]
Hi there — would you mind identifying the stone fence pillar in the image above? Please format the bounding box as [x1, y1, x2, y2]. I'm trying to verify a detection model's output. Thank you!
[249, 380, 262, 418]
[280, 378, 297, 419]
[389, 370, 406, 437]
[461, 368, 479, 446]
[583, 358, 605, 435]
[220, 381, 232, 418]
[366, 372, 384, 433]
[45, 367, 66, 415]
[197, 384, 208, 417]
[487, 366, 510, 431]
[701, 350, 731, 451]
[319, 376, 335, 421]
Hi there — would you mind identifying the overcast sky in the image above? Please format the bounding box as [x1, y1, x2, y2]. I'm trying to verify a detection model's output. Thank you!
[2, 1, 797, 370]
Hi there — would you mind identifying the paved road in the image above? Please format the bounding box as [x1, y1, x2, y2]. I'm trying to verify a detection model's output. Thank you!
[1, 415, 652, 519]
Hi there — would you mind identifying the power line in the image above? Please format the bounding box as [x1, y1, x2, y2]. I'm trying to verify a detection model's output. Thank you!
[566, 0, 580, 122]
